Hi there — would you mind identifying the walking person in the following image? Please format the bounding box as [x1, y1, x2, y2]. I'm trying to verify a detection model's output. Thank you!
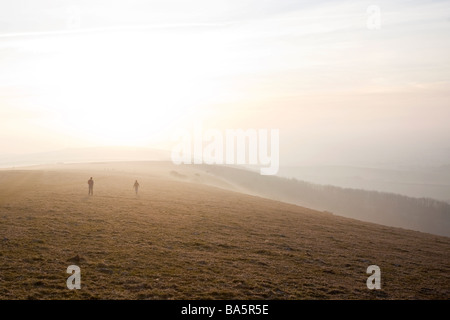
[133, 180, 140, 195]
[88, 177, 94, 196]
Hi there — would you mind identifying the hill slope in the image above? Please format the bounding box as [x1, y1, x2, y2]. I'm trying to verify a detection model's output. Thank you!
[0, 162, 449, 299]
[194, 165, 450, 237]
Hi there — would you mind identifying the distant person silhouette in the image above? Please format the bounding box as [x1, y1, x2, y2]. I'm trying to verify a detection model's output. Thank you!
[88, 177, 94, 196]
[133, 180, 140, 195]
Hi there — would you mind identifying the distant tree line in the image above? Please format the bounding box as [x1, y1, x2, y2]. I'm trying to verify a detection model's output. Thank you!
[202, 165, 450, 237]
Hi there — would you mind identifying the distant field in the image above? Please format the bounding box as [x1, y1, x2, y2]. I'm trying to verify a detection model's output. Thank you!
[0, 162, 449, 299]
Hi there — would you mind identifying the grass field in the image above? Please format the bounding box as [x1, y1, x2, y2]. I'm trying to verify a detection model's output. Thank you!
[0, 162, 449, 299]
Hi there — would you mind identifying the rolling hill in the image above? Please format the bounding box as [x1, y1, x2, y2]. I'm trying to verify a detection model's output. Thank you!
[0, 161, 449, 299]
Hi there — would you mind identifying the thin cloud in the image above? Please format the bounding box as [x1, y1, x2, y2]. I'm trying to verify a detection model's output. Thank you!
[0, 21, 234, 39]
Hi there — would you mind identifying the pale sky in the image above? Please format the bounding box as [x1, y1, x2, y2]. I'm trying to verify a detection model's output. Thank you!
[1, 0, 449, 166]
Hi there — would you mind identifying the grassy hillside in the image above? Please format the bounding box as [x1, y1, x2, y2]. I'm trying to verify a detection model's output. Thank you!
[0, 162, 449, 299]
[199, 165, 450, 237]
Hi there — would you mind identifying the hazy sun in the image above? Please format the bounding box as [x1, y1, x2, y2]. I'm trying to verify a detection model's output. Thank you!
[28, 30, 222, 146]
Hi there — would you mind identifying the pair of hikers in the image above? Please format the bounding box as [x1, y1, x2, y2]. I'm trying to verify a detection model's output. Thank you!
[88, 177, 140, 196]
